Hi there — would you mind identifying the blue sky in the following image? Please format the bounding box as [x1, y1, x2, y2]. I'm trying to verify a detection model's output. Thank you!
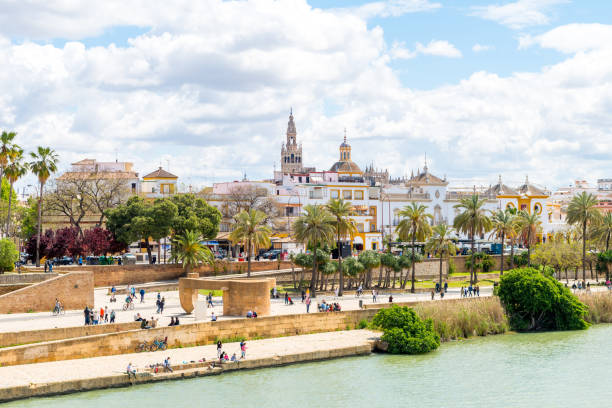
[0, 0, 611, 190]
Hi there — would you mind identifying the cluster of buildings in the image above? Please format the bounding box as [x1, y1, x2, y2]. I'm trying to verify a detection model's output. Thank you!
[43, 112, 610, 257]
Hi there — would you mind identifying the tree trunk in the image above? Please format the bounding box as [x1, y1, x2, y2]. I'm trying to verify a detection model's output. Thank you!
[247, 237, 252, 277]
[565, 268, 568, 284]
[591, 262, 596, 282]
[35, 183, 44, 268]
[410, 230, 416, 293]
[439, 253, 443, 291]
[146, 240, 153, 264]
[470, 226, 475, 285]
[500, 232, 505, 276]
[5, 181, 13, 237]
[291, 262, 297, 290]
[510, 237, 515, 269]
[310, 245, 318, 297]
[582, 222, 587, 283]
[337, 231, 344, 296]
[527, 229, 532, 267]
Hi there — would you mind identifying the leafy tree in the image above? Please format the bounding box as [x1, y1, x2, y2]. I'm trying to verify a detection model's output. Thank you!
[593, 212, 612, 252]
[425, 223, 457, 289]
[342, 256, 364, 289]
[82, 227, 125, 256]
[465, 252, 494, 280]
[229, 209, 271, 277]
[517, 210, 542, 267]
[497, 267, 588, 331]
[50, 227, 79, 259]
[170, 194, 221, 239]
[597, 250, 612, 281]
[0, 238, 18, 273]
[373, 305, 440, 354]
[0, 131, 17, 183]
[397, 255, 413, 288]
[358, 250, 380, 289]
[293, 204, 335, 297]
[396, 202, 433, 292]
[489, 209, 516, 276]
[453, 194, 492, 284]
[105, 196, 177, 264]
[567, 192, 601, 282]
[326, 198, 357, 295]
[18, 197, 39, 240]
[4, 147, 27, 236]
[29, 146, 59, 267]
[172, 230, 213, 273]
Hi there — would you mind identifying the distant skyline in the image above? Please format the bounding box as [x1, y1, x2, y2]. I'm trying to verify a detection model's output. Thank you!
[0, 0, 610, 191]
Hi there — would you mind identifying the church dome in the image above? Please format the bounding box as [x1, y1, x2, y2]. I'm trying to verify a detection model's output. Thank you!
[330, 160, 362, 173]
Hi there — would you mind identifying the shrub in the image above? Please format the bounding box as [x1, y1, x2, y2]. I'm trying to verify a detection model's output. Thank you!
[373, 305, 440, 354]
[497, 267, 589, 331]
[358, 319, 369, 329]
[0, 239, 18, 273]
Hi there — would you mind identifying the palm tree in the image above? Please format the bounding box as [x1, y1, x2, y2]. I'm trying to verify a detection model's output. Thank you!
[326, 198, 357, 296]
[453, 194, 492, 284]
[292, 204, 335, 297]
[29, 146, 59, 267]
[4, 148, 28, 236]
[517, 210, 542, 267]
[489, 209, 515, 276]
[567, 192, 602, 282]
[172, 230, 213, 273]
[425, 223, 457, 290]
[593, 212, 612, 252]
[229, 209, 271, 277]
[396, 202, 433, 293]
[0, 131, 17, 183]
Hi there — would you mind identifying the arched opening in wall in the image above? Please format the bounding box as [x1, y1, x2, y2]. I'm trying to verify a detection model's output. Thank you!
[353, 236, 364, 253]
[434, 204, 442, 225]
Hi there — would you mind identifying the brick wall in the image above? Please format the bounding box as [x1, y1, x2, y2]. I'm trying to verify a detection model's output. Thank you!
[0, 273, 58, 284]
[0, 272, 94, 314]
[451, 255, 502, 274]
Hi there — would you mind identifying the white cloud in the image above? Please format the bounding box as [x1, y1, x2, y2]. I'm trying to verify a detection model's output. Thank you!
[471, 0, 568, 30]
[0, 6, 610, 189]
[390, 40, 462, 59]
[472, 43, 494, 53]
[354, 0, 441, 19]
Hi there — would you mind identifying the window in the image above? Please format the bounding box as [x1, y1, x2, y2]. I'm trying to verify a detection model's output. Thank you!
[331, 190, 339, 199]
[356, 223, 364, 233]
[131, 183, 136, 193]
[372, 243, 377, 250]
[343, 190, 352, 199]
[369, 206, 376, 216]
[354, 190, 364, 200]
[370, 223, 376, 232]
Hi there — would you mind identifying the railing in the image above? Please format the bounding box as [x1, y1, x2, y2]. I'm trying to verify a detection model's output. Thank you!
[445, 191, 496, 200]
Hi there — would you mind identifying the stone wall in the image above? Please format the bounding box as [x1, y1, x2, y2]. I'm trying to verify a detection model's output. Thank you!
[0, 272, 94, 314]
[451, 255, 502, 274]
[0, 273, 58, 284]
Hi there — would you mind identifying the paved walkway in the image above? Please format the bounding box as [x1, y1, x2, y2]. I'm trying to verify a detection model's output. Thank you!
[0, 329, 378, 388]
[0, 287, 493, 333]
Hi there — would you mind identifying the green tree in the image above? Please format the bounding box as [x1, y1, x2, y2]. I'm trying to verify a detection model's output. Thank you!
[4, 148, 28, 236]
[170, 193, 221, 239]
[293, 204, 335, 297]
[326, 198, 357, 296]
[372, 305, 440, 354]
[342, 256, 364, 289]
[567, 192, 601, 283]
[172, 230, 213, 273]
[497, 267, 588, 331]
[453, 194, 492, 284]
[425, 223, 457, 290]
[0, 238, 18, 273]
[358, 249, 380, 289]
[592, 212, 612, 252]
[489, 209, 516, 276]
[396, 202, 433, 293]
[0, 131, 17, 183]
[517, 210, 542, 267]
[229, 209, 271, 277]
[29, 146, 59, 267]
[19, 197, 39, 239]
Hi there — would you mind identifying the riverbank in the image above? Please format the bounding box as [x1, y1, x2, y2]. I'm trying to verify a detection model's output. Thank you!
[0, 330, 378, 403]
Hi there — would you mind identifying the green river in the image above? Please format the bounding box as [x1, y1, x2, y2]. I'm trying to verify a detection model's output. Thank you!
[7, 324, 612, 407]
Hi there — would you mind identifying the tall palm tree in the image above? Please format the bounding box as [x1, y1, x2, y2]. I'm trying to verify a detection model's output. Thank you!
[326, 198, 357, 296]
[593, 212, 612, 252]
[172, 230, 213, 273]
[567, 192, 601, 282]
[29, 146, 59, 267]
[292, 204, 335, 298]
[4, 148, 28, 236]
[396, 202, 433, 293]
[517, 210, 542, 267]
[489, 209, 515, 276]
[425, 223, 457, 290]
[229, 209, 271, 277]
[0, 131, 17, 183]
[453, 194, 492, 284]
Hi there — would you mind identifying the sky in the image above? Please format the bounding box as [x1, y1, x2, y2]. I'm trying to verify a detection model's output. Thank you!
[0, 0, 611, 193]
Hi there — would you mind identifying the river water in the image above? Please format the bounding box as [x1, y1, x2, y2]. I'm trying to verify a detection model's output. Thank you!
[7, 324, 612, 408]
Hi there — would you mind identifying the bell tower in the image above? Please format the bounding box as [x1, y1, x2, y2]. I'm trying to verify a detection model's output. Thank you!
[281, 109, 303, 174]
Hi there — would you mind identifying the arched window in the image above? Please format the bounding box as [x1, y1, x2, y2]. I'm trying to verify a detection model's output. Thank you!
[291, 153, 294, 163]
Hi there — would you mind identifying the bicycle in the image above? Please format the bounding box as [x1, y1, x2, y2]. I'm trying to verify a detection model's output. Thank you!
[135, 340, 151, 352]
[123, 301, 135, 311]
[150, 337, 168, 351]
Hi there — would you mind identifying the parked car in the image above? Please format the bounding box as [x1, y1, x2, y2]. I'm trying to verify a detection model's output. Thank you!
[262, 249, 282, 260]
[122, 253, 137, 265]
[53, 256, 74, 265]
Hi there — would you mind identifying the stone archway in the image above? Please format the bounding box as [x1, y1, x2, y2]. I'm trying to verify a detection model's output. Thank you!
[179, 273, 276, 316]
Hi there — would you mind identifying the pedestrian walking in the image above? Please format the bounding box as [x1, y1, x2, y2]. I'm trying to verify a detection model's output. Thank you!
[431, 290, 435, 300]
[284, 292, 289, 305]
[372, 289, 377, 303]
[207, 292, 214, 308]
[99, 306, 105, 323]
[44, 260, 48, 273]
[476, 285, 480, 297]
[160, 297, 165, 313]
[140, 288, 145, 303]
[217, 340, 223, 359]
[240, 340, 247, 359]
[306, 296, 311, 313]
[468, 285, 473, 297]
[301, 290, 305, 303]
[84, 306, 90, 325]
[93, 309, 99, 325]
[104, 306, 109, 322]
[110, 310, 116, 323]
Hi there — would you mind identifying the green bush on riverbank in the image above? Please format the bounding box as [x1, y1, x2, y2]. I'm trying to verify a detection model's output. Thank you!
[373, 306, 440, 354]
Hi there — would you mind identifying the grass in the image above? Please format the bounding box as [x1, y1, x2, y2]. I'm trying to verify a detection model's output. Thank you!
[412, 297, 509, 341]
[577, 292, 612, 324]
[198, 289, 224, 297]
[215, 335, 247, 344]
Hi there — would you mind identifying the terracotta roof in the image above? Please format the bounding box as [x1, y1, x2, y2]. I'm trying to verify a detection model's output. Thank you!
[485, 175, 519, 196]
[517, 176, 547, 196]
[407, 167, 447, 186]
[142, 167, 178, 179]
[330, 160, 362, 173]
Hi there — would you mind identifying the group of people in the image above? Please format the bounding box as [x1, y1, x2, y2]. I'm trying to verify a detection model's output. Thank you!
[284, 292, 294, 305]
[84, 305, 115, 325]
[460, 285, 480, 297]
[246, 310, 258, 318]
[317, 300, 341, 312]
[571, 281, 591, 292]
[216, 340, 247, 363]
[156, 293, 166, 313]
[168, 316, 180, 326]
[134, 313, 159, 329]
